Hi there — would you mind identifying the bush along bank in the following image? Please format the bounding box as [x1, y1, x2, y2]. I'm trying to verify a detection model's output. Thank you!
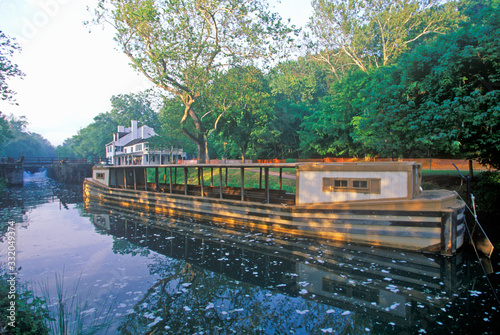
[0, 271, 49, 335]
[471, 171, 500, 247]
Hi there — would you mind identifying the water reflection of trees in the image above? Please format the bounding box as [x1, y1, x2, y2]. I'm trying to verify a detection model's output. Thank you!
[118, 260, 352, 334]
[0, 177, 83, 241]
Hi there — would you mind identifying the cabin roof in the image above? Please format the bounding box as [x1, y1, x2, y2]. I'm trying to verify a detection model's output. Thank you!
[100, 161, 420, 170]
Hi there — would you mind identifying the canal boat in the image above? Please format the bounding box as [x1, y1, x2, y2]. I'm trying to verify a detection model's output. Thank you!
[83, 162, 466, 255]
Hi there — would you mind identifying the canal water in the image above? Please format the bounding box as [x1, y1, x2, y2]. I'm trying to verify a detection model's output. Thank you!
[1, 172, 499, 334]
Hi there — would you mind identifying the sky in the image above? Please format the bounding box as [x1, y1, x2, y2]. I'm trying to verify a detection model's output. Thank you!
[0, 0, 313, 147]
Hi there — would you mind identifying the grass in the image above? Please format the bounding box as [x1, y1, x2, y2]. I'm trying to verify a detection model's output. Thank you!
[147, 167, 297, 193]
[37, 270, 115, 335]
[422, 169, 473, 177]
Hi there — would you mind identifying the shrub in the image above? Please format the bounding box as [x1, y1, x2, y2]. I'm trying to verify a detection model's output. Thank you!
[0, 272, 50, 335]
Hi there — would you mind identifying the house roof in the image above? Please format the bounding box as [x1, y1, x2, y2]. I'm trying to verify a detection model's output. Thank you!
[124, 138, 149, 147]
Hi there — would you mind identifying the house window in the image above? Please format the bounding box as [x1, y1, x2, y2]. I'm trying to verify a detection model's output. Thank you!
[135, 144, 142, 151]
[323, 178, 381, 194]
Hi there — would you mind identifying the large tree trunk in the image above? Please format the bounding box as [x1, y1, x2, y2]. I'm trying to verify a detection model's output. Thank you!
[180, 98, 207, 163]
[240, 143, 247, 163]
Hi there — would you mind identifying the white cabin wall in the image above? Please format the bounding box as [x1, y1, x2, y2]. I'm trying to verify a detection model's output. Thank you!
[298, 171, 408, 204]
[92, 168, 110, 186]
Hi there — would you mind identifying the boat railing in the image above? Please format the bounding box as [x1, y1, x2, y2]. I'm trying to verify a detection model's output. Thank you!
[117, 182, 296, 205]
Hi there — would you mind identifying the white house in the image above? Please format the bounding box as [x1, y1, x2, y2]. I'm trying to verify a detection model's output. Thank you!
[105, 120, 186, 166]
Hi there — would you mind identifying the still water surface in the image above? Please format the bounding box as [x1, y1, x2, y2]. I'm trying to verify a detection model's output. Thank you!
[1, 172, 499, 334]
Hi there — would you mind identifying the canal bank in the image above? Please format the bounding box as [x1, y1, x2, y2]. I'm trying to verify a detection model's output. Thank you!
[0, 163, 23, 186]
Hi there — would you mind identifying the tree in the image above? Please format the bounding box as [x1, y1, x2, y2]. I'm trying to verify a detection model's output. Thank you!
[210, 66, 273, 162]
[93, 0, 295, 163]
[0, 112, 12, 150]
[0, 115, 56, 158]
[300, 70, 369, 158]
[265, 58, 329, 159]
[308, 0, 463, 74]
[0, 31, 24, 103]
[350, 0, 500, 164]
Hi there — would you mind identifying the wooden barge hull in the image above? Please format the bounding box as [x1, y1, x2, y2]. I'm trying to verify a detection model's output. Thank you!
[84, 178, 465, 255]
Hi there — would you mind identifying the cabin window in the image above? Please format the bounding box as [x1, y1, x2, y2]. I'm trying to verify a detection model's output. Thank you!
[96, 173, 105, 180]
[352, 180, 368, 189]
[334, 180, 348, 188]
[322, 178, 381, 194]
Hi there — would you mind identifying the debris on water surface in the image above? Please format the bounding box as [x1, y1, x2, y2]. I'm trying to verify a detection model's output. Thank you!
[296, 310, 309, 315]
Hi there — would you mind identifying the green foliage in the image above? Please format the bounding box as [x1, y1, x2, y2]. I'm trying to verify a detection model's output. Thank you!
[58, 0, 499, 165]
[300, 70, 369, 157]
[0, 112, 12, 149]
[308, 0, 464, 74]
[0, 272, 50, 335]
[259, 58, 328, 159]
[93, 0, 297, 162]
[0, 31, 25, 103]
[342, 0, 500, 164]
[0, 115, 55, 158]
[210, 66, 273, 162]
[473, 171, 500, 217]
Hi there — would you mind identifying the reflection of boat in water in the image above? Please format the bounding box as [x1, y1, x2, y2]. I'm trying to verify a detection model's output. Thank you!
[85, 200, 477, 329]
[84, 162, 466, 254]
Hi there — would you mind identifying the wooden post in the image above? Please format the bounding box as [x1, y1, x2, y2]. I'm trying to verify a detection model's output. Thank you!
[210, 167, 213, 187]
[279, 167, 282, 191]
[469, 160, 474, 180]
[155, 167, 159, 191]
[240, 167, 245, 201]
[123, 168, 127, 189]
[259, 167, 262, 189]
[219, 167, 223, 199]
[265, 167, 270, 204]
[184, 166, 188, 196]
[200, 167, 205, 197]
[169, 167, 173, 194]
[225, 167, 228, 187]
[133, 168, 137, 190]
[144, 168, 148, 191]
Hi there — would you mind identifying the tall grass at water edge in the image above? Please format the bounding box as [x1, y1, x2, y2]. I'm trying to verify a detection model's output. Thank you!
[37, 271, 116, 335]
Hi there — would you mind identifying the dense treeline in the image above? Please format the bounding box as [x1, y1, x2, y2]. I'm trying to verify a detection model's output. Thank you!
[0, 114, 55, 158]
[58, 0, 499, 168]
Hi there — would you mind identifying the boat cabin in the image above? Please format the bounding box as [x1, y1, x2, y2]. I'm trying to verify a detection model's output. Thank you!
[92, 162, 422, 206]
